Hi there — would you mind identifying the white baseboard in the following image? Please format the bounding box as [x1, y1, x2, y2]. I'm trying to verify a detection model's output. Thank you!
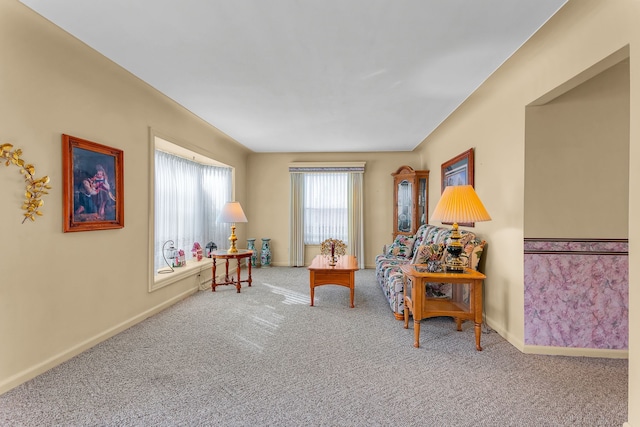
[522, 344, 628, 359]
[0, 287, 197, 395]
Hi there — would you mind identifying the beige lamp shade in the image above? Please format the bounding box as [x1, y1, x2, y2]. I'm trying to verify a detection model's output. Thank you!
[431, 185, 491, 224]
[217, 201, 247, 253]
[217, 201, 248, 224]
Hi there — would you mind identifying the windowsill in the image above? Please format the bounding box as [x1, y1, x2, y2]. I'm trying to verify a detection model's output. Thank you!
[151, 257, 213, 292]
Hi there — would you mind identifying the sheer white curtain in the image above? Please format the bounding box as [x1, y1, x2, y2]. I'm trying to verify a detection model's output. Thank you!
[154, 150, 231, 272]
[304, 173, 348, 244]
[289, 163, 365, 267]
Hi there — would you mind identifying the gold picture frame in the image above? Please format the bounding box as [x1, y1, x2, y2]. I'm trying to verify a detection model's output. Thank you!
[62, 134, 124, 232]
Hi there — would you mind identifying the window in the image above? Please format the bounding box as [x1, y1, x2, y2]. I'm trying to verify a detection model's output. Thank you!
[289, 162, 365, 268]
[154, 149, 232, 273]
[303, 173, 348, 244]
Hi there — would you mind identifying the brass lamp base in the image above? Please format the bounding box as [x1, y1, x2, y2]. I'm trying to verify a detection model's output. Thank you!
[227, 224, 238, 253]
[444, 223, 466, 272]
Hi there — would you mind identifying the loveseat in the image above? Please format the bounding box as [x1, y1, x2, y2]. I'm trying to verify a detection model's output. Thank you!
[375, 223, 487, 320]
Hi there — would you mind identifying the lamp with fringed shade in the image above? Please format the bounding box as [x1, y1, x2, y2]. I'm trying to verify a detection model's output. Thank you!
[431, 185, 491, 272]
[216, 201, 248, 254]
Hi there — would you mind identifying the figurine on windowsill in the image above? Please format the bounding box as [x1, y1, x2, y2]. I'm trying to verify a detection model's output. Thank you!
[173, 249, 186, 267]
[192, 242, 203, 261]
[205, 242, 217, 258]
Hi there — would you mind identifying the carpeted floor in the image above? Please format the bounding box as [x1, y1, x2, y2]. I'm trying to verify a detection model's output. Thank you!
[0, 267, 628, 426]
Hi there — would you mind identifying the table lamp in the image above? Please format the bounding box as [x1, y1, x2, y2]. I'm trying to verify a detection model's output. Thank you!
[431, 185, 491, 272]
[216, 201, 248, 253]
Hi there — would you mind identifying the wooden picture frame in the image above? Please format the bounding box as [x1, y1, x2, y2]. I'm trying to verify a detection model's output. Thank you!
[62, 134, 124, 232]
[441, 148, 475, 226]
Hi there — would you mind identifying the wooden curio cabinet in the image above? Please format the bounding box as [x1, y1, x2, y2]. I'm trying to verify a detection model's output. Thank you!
[392, 165, 429, 238]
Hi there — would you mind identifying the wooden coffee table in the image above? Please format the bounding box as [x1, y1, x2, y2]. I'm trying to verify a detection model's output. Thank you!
[308, 255, 359, 308]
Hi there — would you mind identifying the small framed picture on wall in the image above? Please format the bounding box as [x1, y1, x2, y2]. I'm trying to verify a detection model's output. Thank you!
[441, 147, 475, 226]
[441, 148, 474, 192]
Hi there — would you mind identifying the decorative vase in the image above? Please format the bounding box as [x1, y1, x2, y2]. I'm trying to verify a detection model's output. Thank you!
[261, 238, 272, 267]
[247, 238, 258, 267]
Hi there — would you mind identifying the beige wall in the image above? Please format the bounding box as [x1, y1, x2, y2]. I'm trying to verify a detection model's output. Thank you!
[245, 152, 419, 268]
[525, 59, 629, 238]
[0, 1, 249, 393]
[414, 1, 638, 424]
[2, 0, 638, 424]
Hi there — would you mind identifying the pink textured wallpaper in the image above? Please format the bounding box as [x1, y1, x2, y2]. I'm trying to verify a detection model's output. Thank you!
[524, 239, 628, 349]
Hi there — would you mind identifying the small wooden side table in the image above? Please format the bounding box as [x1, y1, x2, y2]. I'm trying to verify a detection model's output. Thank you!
[401, 265, 486, 351]
[210, 249, 253, 293]
[308, 255, 359, 308]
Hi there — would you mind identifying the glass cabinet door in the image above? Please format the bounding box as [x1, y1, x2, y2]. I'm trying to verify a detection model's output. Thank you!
[392, 165, 429, 238]
[397, 180, 412, 232]
[418, 177, 427, 226]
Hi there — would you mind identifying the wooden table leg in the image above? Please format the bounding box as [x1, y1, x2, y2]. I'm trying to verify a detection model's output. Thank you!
[474, 279, 483, 351]
[235, 259, 241, 293]
[349, 272, 354, 308]
[309, 271, 315, 306]
[247, 259, 252, 287]
[403, 275, 410, 329]
[413, 319, 421, 348]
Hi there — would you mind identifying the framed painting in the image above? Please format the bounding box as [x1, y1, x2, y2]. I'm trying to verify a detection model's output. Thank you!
[62, 134, 124, 232]
[441, 148, 475, 226]
[441, 148, 474, 191]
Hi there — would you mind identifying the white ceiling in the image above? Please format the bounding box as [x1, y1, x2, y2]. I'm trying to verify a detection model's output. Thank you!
[20, 0, 566, 153]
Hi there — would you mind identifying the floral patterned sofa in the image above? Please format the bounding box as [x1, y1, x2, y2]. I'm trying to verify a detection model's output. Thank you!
[375, 224, 487, 320]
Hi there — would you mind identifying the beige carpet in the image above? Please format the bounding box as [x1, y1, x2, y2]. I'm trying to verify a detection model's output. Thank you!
[0, 267, 628, 426]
